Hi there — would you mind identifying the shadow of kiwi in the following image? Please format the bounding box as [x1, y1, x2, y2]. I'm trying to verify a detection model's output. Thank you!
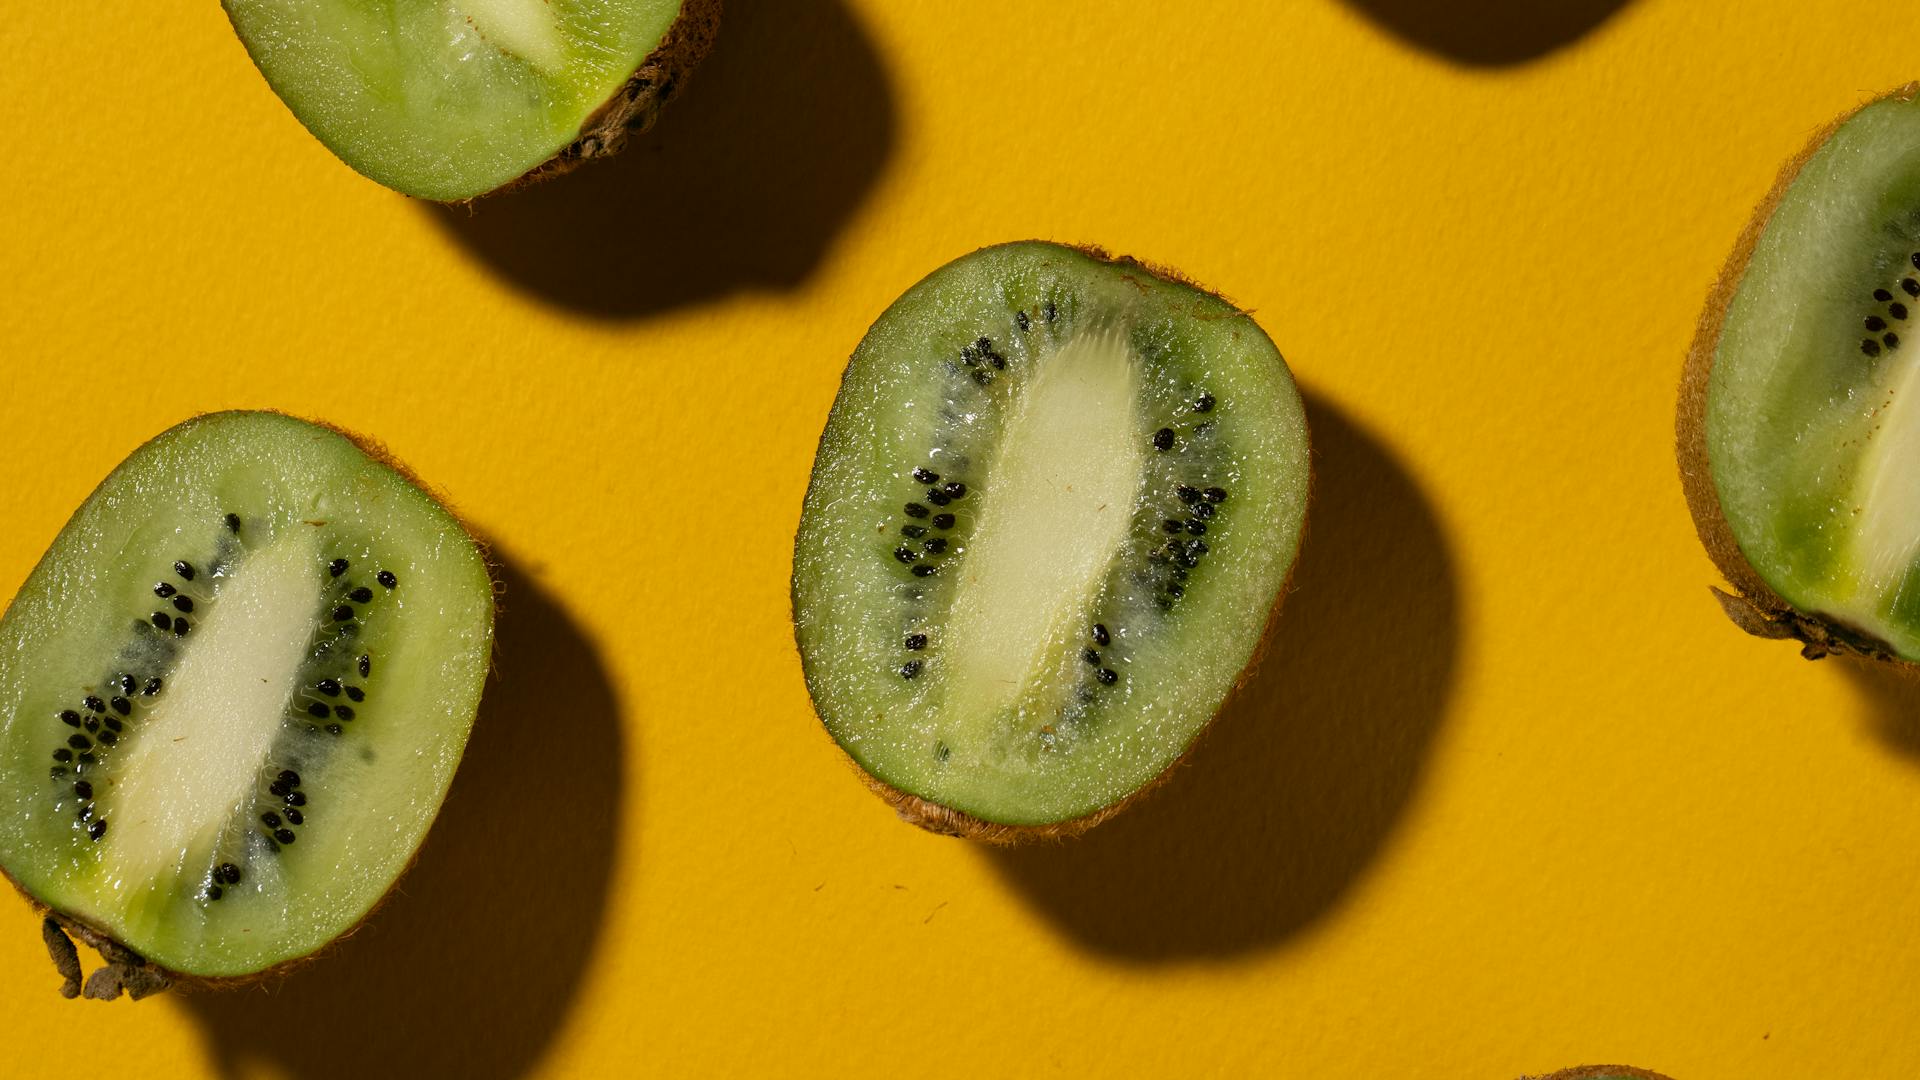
[986, 391, 1458, 963]
[1342, 0, 1635, 66]
[428, 0, 897, 319]
[1841, 655, 1920, 761]
[180, 555, 624, 1080]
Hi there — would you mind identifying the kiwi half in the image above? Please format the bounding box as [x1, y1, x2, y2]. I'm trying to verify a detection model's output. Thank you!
[222, 0, 720, 201]
[1681, 84, 1920, 664]
[792, 241, 1310, 840]
[0, 412, 493, 994]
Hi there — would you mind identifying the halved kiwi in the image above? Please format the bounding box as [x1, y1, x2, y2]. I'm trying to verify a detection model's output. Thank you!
[222, 0, 720, 201]
[0, 412, 493, 994]
[792, 241, 1310, 840]
[1681, 84, 1920, 664]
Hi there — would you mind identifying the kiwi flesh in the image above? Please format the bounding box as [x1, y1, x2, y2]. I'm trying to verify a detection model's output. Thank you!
[792, 241, 1310, 840]
[1681, 84, 1920, 664]
[0, 412, 493, 991]
[222, 0, 720, 201]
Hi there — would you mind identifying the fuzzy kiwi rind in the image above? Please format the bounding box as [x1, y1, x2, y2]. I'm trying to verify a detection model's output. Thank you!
[1520, 1060, 1674, 1068]
[222, 0, 720, 202]
[0, 411, 496, 995]
[795, 241, 1310, 843]
[1678, 83, 1920, 666]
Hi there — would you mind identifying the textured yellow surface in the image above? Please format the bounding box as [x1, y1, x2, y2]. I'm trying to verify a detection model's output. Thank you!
[3, 2, 1919, 1077]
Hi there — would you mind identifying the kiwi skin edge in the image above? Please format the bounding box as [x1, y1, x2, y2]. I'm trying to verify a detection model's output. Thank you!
[1, 411, 499, 998]
[1677, 83, 1920, 667]
[804, 245, 1311, 845]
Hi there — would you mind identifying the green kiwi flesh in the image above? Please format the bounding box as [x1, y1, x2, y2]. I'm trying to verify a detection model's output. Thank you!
[793, 242, 1310, 835]
[0, 412, 493, 984]
[222, 0, 719, 201]
[1687, 87, 1920, 662]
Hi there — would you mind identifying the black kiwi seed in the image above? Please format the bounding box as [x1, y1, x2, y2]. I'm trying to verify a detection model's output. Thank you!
[333, 605, 354, 622]
[52, 749, 71, 763]
[142, 677, 162, 696]
[1905, 279, 1920, 298]
[1092, 623, 1111, 646]
[922, 538, 947, 554]
[348, 587, 373, 603]
[905, 633, 928, 651]
[1888, 333, 1903, 350]
[1168, 583, 1186, 598]
[1877, 288, 1894, 302]
[153, 581, 176, 598]
[329, 558, 349, 577]
[376, 570, 397, 589]
[104, 717, 122, 733]
[73, 781, 92, 800]
[333, 706, 355, 721]
[912, 467, 939, 484]
[904, 502, 931, 519]
[1910, 251, 1920, 270]
[345, 686, 364, 702]
[932, 513, 956, 529]
[1152, 428, 1176, 451]
[174, 619, 190, 636]
[1195, 393, 1215, 412]
[151, 612, 172, 631]
[225, 512, 242, 533]
[1187, 520, 1208, 535]
[1894, 303, 1911, 321]
[900, 660, 922, 679]
[278, 769, 300, 785]
[50, 766, 67, 779]
[84, 717, 99, 733]
[286, 791, 307, 806]
[911, 564, 938, 577]
[894, 547, 919, 564]
[285, 809, 304, 825]
[205, 885, 223, 901]
[87, 820, 107, 841]
[269, 779, 291, 797]
[59, 711, 79, 727]
[97, 731, 117, 746]
[219, 863, 241, 884]
[1204, 487, 1228, 503]
[275, 829, 296, 844]
[1163, 519, 1184, 534]
[1016, 310, 1031, 331]
[316, 678, 341, 697]
[172, 595, 194, 613]
[1176, 485, 1201, 503]
[1096, 668, 1119, 686]
[109, 696, 130, 715]
[1864, 339, 1883, 357]
[307, 703, 329, 719]
[926, 489, 951, 507]
[174, 561, 195, 581]
[84, 696, 104, 713]
[901, 525, 927, 539]
[358, 655, 371, 678]
[77, 752, 94, 766]
[116, 675, 135, 694]
[1082, 648, 1100, 665]
[326, 723, 343, 735]
[1193, 502, 1215, 519]
[943, 482, 966, 499]
[1045, 299, 1058, 322]
[261, 812, 281, 827]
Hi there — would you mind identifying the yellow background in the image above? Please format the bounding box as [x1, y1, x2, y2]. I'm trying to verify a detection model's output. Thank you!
[3, 2, 1917, 1076]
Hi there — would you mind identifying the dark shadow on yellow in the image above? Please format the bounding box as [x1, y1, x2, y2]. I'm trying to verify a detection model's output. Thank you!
[987, 392, 1458, 962]
[181, 557, 624, 1080]
[429, 0, 895, 318]
[1344, 0, 1634, 66]
[1843, 656, 1920, 760]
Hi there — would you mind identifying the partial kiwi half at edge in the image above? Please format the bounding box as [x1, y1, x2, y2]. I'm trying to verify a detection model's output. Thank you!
[1681, 84, 1920, 665]
[793, 241, 1311, 841]
[0, 412, 494, 995]
[222, 0, 721, 201]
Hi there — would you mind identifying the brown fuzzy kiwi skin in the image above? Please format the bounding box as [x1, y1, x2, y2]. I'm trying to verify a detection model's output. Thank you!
[799, 245, 1311, 844]
[1, 410, 498, 998]
[1520, 1060, 1674, 1068]
[476, 0, 723, 200]
[1677, 83, 1920, 665]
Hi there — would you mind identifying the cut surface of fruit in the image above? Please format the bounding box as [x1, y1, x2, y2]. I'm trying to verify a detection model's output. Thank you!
[222, 0, 717, 200]
[0, 412, 493, 980]
[793, 242, 1310, 833]
[1687, 86, 1920, 661]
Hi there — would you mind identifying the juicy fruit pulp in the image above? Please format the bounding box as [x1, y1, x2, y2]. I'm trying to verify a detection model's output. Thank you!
[223, 0, 713, 200]
[1687, 87, 1920, 661]
[0, 412, 493, 979]
[793, 242, 1310, 832]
